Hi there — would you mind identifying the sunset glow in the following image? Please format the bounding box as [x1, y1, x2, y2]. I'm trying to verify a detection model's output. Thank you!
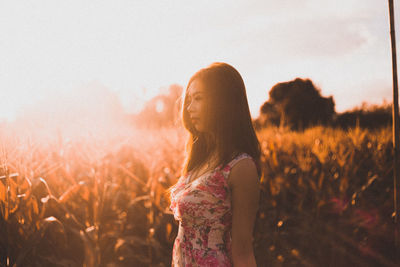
[0, 2, 397, 265]
[1, 0, 398, 123]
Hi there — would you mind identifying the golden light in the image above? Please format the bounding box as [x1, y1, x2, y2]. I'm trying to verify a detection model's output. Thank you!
[156, 100, 165, 113]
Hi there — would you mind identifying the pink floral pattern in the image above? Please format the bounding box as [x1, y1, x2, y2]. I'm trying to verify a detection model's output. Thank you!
[169, 153, 253, 267]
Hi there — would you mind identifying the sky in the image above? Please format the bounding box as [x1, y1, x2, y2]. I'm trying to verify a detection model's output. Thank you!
[0, 0, 399, 122]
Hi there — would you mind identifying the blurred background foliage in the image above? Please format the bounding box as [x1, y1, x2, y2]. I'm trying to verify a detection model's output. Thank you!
[130, 78, 392, 131]
[0, 78, 398, 266]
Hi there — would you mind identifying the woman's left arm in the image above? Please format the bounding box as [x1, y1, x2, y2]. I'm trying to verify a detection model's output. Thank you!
[229, 158, 260, 267]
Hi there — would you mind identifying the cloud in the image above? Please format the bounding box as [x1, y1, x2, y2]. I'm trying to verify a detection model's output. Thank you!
[221, 17, 370, 68]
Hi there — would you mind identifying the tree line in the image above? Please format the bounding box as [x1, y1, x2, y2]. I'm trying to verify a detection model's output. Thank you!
[132, 78, 392, 130]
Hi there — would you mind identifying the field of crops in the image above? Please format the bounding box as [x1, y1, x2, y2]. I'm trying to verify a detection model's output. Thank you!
[0, 122, 397, 267]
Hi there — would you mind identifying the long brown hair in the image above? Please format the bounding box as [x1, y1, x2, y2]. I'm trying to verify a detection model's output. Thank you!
[181, 62, 261, 177]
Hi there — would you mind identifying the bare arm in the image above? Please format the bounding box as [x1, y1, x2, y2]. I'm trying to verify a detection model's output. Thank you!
[228, 158, 260, 267]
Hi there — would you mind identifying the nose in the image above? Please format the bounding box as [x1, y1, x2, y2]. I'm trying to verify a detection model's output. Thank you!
[187, 100, 194, 113]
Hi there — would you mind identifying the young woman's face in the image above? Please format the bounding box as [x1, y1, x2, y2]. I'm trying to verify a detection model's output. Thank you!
[186, 79, 208, 132]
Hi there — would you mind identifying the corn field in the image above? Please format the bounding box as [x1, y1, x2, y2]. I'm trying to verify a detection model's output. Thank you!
[0, 123, 397, 266]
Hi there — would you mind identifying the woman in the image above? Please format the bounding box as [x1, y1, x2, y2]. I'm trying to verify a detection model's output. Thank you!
[168, 62, 261, 266]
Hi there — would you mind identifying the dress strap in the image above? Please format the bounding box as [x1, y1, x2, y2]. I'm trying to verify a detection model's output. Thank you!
[224, 152, 253, 171]
[218, 153, 254, 185]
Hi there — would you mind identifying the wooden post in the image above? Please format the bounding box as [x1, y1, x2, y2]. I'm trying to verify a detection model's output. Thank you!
[388, 0, 400, 259]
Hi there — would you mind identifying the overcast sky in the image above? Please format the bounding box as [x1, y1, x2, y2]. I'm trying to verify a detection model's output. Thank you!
[1, 0, 398, 122]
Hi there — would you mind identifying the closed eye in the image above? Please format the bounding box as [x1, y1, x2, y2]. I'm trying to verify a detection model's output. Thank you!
[186, 94, 203, 103]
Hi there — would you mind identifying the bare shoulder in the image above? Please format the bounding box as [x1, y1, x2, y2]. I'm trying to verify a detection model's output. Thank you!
[228, 157, 259, 189]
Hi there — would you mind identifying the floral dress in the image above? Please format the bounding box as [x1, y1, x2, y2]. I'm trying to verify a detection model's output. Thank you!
[169, 152, 253, 267]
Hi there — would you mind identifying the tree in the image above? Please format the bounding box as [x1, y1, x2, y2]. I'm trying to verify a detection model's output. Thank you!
[258, 78, 335, 131]
[133, 84, 183, 128]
